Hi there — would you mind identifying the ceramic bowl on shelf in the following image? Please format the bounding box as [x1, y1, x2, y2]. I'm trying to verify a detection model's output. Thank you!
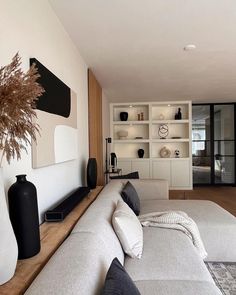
[160, 146, 171, 158]
[117, 130, 128, 139]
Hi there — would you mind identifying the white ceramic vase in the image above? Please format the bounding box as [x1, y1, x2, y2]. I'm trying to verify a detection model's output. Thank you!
[0, 168, 18, 285]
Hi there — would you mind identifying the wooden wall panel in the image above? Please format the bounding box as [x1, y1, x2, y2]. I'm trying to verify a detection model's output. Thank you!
[88, 69, 104, 185]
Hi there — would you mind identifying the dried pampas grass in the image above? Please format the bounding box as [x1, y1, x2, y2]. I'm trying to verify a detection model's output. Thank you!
[0, 53, 44, 165]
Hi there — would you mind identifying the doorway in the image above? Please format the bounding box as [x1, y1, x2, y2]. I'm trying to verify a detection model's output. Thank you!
[192, 104, 235, 185]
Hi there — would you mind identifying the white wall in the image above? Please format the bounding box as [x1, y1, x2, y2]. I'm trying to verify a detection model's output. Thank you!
[0, 0, 89, 222]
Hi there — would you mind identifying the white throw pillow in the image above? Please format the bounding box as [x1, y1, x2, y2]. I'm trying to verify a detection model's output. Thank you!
[112, 200, 143, 259]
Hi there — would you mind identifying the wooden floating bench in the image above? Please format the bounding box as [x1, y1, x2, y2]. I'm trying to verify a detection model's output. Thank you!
[0, 186, 103, 295]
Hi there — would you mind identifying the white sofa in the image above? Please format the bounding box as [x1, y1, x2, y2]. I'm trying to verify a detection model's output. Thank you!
[25, 179, 235, 295]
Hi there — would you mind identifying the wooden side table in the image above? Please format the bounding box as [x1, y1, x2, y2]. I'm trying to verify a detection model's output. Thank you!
[0, 186, 103, 295]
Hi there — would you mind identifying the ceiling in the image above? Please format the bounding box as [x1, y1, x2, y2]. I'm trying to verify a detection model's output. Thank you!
[49, 0, 236, 103]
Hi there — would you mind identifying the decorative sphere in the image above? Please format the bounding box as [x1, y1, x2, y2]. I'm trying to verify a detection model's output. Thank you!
[158, 124, 169, 139]
[174, 149, 180, 158]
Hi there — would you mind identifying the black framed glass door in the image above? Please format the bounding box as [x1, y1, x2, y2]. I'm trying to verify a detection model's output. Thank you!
[214, 104, 235, 184]
[192, 105, 211, 184]
[192, 103, 236, 186]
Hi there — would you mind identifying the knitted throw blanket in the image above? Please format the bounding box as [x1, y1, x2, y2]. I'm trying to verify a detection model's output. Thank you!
[138, 211, 207, 259]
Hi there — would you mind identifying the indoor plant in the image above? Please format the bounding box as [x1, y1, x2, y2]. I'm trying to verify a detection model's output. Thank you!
[0, 53, 43, 284]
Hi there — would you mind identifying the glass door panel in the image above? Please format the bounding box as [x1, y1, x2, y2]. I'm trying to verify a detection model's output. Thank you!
[192, 105, 211, 184]
[214, 105, 235, 184]
[193, 103, 235, 185]
[214, 141, 235, 156]
[214, 156, 235, 184]
[214, 105, 234, 140]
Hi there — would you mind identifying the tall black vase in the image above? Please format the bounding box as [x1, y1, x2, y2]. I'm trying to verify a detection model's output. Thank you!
[8, 175, 40, 259]
[87, 158, 97, 189]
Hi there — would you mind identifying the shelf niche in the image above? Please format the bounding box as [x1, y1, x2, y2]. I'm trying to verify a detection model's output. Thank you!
[152, 104, 189, 121]
[152, 142, 189, 158]
[113, 124, 149, 140]
[113, 142, 149, 159]
[152, 123, 189, 140]
[113, 104, 149, 122]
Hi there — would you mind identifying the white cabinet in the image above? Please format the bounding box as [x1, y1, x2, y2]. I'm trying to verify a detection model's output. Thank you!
[132, 159, 150, 179]
[110, 101, 192, 189]
[152, 159, 191, 188]
[171, 160, 190, 187]
[117, 159, 132, 175]
[152, 160, 171, 185]
[117, 159, 150, 179]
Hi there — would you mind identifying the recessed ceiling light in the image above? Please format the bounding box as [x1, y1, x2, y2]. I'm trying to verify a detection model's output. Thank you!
[129, 105, 133, 108]
[184, 44, 196, 51]
[168, 104, 171, 107]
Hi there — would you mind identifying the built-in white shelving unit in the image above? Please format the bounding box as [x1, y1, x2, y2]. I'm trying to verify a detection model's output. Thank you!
[110, 101, 192, 189]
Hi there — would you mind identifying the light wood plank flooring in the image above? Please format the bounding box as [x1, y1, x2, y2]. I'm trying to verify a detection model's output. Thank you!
[170, 186, 236, 217]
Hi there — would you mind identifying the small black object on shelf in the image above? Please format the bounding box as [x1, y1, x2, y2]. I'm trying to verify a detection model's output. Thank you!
[110, 152, 117, 170]
[45, 186, 90, 222]
[87, 158, 97, 189]
[175, 107, 182, 120]
[105, 138, 112, 183]
[138, 149, 144, 158]
[120, 112, 128, 121]
[8, 175, 40, 259]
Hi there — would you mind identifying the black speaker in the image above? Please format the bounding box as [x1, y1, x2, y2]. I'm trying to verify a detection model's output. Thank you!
[45, 186, 90, 221]
[87, 158, 97, 189]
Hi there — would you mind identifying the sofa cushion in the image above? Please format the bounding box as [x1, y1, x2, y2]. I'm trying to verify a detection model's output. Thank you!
[103, 179, 169, 201]
[121, 181, 140, 215]
[125, 227, 214, 283]
[102, 258, 140, 295]
[72, 196, 124, 264]
[112, 200, 143, 259]
[140, 199, 236, 262]
[25, 233, 115, 295]
[134, 280, 221, 295]
[98, 180, 124, 201]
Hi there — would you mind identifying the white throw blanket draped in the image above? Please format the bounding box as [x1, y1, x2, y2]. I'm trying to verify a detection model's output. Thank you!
[138, 211, 207, 259]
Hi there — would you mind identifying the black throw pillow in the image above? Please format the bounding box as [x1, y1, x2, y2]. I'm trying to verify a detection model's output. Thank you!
[102, 258, 141, 295]
[110, 171, 139, 180]
[120, 181, 140, 216]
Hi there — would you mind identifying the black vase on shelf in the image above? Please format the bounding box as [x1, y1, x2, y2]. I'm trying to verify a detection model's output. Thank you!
[87, 158, 97, 189]
[8, 175, 40, 259]
[120, 112, 128, 121]
[138, 149, 144, 158]
[175, 108, 182, 120]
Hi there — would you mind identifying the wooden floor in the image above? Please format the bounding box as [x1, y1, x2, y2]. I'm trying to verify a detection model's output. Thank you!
[170, 186, 236, 217]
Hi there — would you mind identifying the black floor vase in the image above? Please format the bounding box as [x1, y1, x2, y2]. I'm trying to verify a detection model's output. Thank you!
[8, 175, 40, 259]
[87, 158, 97, 189]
